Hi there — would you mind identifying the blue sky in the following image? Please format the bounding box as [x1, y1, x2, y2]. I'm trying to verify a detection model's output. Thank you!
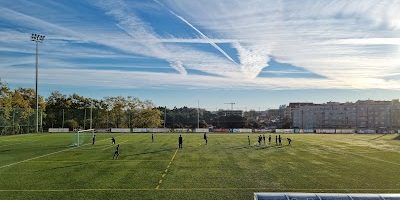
[1, 0, 400, 109]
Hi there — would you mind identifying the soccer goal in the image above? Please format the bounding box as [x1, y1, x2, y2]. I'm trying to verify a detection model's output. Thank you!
[71, 129, 95, 147]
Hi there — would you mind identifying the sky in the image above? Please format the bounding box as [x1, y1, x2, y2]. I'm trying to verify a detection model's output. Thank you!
[1, 0, 400, 110]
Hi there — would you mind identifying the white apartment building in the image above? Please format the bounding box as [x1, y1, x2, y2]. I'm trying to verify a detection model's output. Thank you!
[292, 100, 400, 130]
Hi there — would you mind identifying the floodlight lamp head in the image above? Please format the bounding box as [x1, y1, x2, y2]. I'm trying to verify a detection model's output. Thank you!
[31, 33, 45, 42]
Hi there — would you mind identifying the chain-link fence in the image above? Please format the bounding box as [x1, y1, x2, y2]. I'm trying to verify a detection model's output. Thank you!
[0, 108, 44, 135]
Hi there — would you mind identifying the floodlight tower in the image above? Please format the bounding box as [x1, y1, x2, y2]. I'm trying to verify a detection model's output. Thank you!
[31, 33, 45, 133]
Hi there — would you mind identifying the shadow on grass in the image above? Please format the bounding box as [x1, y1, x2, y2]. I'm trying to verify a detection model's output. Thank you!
[224, 145, 253, 150]
[225, 144, 291, 150]
[370, 134, 387, 141]
[256, 145, 290, 150]
[394, 134, 400, 140]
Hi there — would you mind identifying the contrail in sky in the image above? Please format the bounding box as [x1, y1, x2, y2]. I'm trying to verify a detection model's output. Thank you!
[153, 0, 238, 65]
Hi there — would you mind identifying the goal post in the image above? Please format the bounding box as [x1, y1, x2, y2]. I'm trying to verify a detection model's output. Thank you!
[72, 129, 95, 147]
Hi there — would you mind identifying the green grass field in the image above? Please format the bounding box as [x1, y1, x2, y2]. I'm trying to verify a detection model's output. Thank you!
[0, 133, 399, 200]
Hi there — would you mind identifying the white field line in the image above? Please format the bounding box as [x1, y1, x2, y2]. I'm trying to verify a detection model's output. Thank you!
[0, 138, 109, 169]
[0, 188, 399, 192]
[303, 140, 400, 166]
[101, 140, 129, 151]
[155, 148, 178, 189]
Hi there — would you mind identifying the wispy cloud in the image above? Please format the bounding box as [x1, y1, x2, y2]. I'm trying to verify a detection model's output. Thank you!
[153, 0, 238, 65]
[1, 0, 400, 91]
[164, 0, 400, 86]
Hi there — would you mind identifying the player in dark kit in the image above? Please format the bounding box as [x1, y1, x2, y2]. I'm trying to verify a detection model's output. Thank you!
[113, 144, 120, 159]
[263, 134, 266, 145]
[92, 134, 96, 145]
[152, 134, 154, 142]
[275, 135, 278, 145]
[203, 133, 208, 145]
[178, 135, 183, 149]
[248, 135, 250, 146]
[268, 135, 271, 144]
[111, 137, 116, 145]
[287, 138, 292, 145]
[278, 135, 282, 146]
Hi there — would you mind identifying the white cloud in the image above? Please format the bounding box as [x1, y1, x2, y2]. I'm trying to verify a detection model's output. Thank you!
[1, 0, 400, 90]
[163, 0, 400, 87]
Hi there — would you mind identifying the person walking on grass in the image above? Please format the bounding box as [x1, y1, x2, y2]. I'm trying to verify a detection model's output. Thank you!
[113, 144, 120, 159]
[203, 132, 208, 145]
[178, 135, 183, 149]
[263, 134, 266, 145]
[268, 135, 271, 144]
[275, 135, 278, 145]
[152, 133, 154, 143]
[278, 135, 282, 146]
[92, 134, 96, 145]
[248, 135, 250, 146]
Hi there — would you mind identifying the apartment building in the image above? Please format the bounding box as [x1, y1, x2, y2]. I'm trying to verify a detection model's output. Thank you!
[292, 100, 400, 130]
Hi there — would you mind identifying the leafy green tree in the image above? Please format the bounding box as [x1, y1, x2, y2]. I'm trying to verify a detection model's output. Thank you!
[64, 119, 79, 130]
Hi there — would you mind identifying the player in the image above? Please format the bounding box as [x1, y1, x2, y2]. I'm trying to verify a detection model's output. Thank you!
[275, 135, 278, 145]
[113, 144, 120, 159]
[258, 135, 261, 145]
[248, 135, 250, 146]
[203, 133, 208, 145]
[287, 138, 292, 145]
[278, 135, 282, 146]
[178, 135, 183, 149]
[92, 134, 96, 145]
[111, 137, 116, 145]
[268, 135, 271, 144]
[152, 133, 154, 143]
[262, 134, 266, 145]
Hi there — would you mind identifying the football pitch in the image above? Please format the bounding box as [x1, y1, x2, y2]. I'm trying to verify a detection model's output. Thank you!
[0, 133, 399, 200]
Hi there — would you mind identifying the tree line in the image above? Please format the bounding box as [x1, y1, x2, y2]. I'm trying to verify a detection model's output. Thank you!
[1, 80, 285, 134]
[0, 80, 161, 134]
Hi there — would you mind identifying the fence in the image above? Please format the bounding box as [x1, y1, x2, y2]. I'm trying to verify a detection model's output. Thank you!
[0, 108, 44, 135]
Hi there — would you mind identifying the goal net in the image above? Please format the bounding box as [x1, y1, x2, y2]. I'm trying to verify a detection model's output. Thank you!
[71, 129, 95, 147]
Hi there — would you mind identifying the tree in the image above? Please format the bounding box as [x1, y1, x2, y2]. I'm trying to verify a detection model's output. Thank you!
[104, 96, 129, 128]
[64, 119, 79, 130]
[215, 114, 246, 128]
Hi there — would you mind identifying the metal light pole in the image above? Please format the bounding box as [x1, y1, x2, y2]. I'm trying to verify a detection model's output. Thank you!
[164, 106, 167, 128]
[31, 33, 45, 133]
[197, 100, 200, 129]
[90, 102, 93, 129]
